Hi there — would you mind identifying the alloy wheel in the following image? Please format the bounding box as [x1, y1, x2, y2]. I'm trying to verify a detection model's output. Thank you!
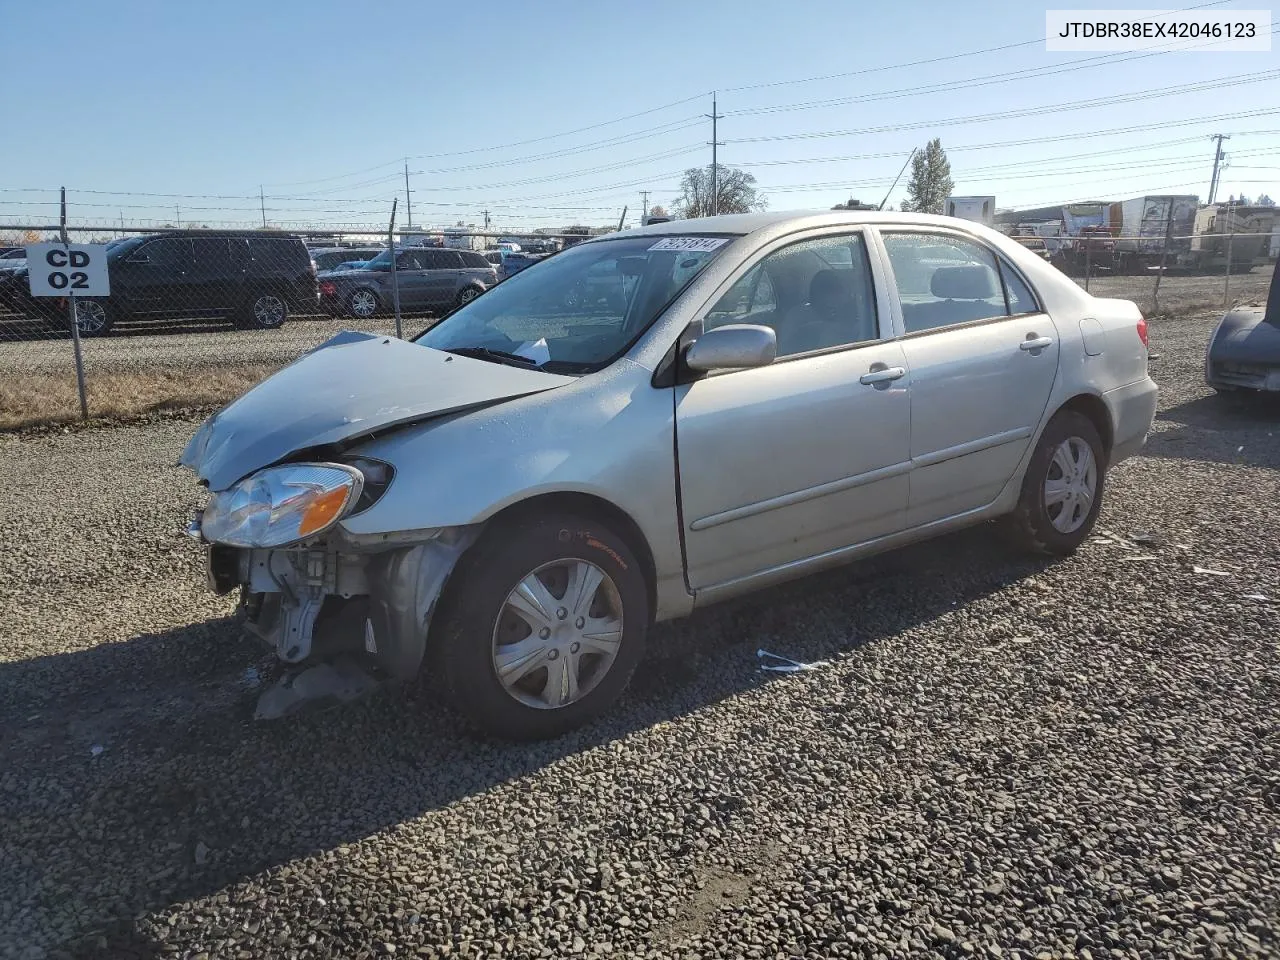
[74, 300, 108, 335]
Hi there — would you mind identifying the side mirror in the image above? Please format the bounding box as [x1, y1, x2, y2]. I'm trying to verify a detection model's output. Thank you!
[685, 323, 777, 372]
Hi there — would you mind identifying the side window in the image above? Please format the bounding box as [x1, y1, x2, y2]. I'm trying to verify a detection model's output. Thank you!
[190, 238, 236, 273]
[702, 233, 878, 358]
[705, 262, 776, 329]
[133, 238, 190, 271]
[881, 232, 1007, 334]
[1000, 260, 1040, 315]
[463, 251, 490, 268]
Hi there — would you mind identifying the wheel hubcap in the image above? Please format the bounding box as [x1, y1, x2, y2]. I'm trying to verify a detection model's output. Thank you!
[254, 296, 284, 325]
[461, 289, 477, 303]
[352, 291, 376, 317]
[75, 301, 106, 333]
[1044, 436, 1098, 534]
[491, 559, 623, 710]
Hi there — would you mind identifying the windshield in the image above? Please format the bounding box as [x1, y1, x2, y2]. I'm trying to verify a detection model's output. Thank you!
[416, 234, 732, 372]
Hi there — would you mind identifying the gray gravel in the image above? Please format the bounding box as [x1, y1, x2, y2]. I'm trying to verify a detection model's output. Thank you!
[2, 308, 1279, 959]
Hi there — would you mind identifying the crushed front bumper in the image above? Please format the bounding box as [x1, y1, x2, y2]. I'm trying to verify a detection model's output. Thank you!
[193, 519, 480, 717]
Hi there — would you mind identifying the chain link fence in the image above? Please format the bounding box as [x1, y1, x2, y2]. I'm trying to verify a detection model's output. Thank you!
[0, 220, 592, 427]
[0, 219, 1274, 429]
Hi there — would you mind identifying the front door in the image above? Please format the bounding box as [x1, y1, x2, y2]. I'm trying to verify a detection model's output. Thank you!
[878, 229, 1061, 527]
[675, 230, 912, 592]
[117, 237, 194, 316]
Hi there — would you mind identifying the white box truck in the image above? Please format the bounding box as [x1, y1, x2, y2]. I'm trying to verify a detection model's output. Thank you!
[1107, 195, 1198, 273]
[943, 196, 996, 226]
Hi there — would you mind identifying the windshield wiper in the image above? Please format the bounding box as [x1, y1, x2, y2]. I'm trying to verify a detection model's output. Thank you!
[443, 346, 539, 368]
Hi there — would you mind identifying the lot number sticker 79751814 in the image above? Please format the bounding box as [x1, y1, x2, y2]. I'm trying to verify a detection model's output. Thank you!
[26, 243, 111, 297]
[647, 237, 730, 253]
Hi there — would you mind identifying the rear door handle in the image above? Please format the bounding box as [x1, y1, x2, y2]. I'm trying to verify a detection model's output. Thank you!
[859, 365, 906, 385]
[1020, 336, 1054, 351]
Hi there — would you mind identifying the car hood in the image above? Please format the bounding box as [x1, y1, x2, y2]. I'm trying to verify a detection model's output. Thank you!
[180, 330, 576, 491]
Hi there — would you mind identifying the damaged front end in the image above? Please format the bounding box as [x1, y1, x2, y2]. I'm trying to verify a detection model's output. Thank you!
[199, 522, 479, 719]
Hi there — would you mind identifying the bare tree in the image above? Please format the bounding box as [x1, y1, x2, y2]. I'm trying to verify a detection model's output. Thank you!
[674, 165, 766, 218]
[900, 138, 953, 215]
[648, 204, 668, 218]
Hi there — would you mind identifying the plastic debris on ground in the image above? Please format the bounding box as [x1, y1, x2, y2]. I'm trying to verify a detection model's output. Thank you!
[757, 649, 830, 673]
[89, 744, 104, 757]
[1243, 593, 1272, 602]
[243, 666, 261, 688]
[1192, 566, 1233, 577]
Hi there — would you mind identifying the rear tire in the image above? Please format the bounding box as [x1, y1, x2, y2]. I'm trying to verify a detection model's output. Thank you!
[454, 285, 483, 309]
[433, 512, 649, 740]
[241, 292, 288, 330]
[1006, 410, 1107, 556]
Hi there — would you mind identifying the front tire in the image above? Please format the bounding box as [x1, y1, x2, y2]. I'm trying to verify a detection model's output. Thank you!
[434, 513, 649, 740]
[1006, 410, 1107, 555]
[346, 288, 380, 319]
[71, 298, 113, 337]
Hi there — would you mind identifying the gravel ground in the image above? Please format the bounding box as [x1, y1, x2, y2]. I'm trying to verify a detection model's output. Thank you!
[1, 309, 1278, 960]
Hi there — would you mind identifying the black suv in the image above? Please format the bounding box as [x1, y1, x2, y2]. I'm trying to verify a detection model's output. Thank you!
[0, 230, 317, 335]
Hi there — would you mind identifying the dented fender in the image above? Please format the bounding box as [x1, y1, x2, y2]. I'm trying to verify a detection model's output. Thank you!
[365, 529, 480, 680]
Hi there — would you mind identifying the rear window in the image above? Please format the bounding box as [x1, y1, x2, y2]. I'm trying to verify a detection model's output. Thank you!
[462, 252, 491, 268]
[247, 237, 305, 263]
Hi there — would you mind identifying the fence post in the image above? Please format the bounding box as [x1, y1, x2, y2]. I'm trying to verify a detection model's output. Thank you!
[60, 188, 89, 421]
[1084, 237, 1092, 293]
[1151, 209, 1176, 314]
[386, 198, 402, 340]
[1222, 209, 1235, 308]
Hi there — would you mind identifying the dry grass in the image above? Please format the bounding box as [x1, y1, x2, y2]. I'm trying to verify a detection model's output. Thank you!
[0, 363, 278, 431]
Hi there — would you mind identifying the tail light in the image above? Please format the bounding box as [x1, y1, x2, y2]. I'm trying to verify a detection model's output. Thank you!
[1136, 315, 1149, 348]
[319, 281, 336, 297]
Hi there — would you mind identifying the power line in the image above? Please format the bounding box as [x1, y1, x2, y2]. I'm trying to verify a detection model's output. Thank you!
[719, 0, 1229, 94]
[725, 25, 1278, 120]
[726, 70, 1280, 146]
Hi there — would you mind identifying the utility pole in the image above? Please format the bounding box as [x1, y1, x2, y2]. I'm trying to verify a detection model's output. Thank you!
[259, 186, 267, 228]
[1207, 134, 1230, 206]
[483, 209, 491, 234]
[640, 190, 649, 222]
[404, 160, 413, 228]
[706, 92, 723, 217]
[119, 211, 125, 233]
[175, 204, 181, 227]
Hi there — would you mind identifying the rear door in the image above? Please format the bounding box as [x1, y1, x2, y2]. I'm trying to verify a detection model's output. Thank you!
[420, 249, 463, 305]
[876, 228, 1060, 527]
[188, 237, 242, 314]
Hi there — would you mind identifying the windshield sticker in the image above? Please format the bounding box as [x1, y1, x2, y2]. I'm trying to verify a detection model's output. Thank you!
[648, 237, 730, 253]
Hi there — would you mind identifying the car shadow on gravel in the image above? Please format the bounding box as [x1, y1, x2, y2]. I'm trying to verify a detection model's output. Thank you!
[1147, 394, 1280, 468]
[0, 526, 1053, 958]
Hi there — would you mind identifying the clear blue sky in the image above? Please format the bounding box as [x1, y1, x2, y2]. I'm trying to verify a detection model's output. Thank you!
[1, 0, 1276, 232]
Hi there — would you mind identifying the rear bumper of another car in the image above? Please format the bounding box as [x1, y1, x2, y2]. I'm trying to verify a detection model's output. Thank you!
[1104, 377, 1159, 464]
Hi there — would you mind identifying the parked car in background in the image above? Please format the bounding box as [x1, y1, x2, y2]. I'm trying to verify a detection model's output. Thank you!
[0, 247, 26, 260]
[485, 249, 544, 281]
[319, 246, 497, 318]
[311, 246, 384, 273]
[1013, 237, 1052, 261]
[181, 211, 1157, 738]
[0, 230, 317, 335]
[1205, 256, 1280, 395]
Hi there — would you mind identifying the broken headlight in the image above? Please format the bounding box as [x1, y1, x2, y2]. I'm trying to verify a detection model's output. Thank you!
[201, 463, 364, 548]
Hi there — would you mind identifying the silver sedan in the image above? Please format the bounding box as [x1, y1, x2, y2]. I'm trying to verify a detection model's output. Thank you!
[181, 211, 1158, 739]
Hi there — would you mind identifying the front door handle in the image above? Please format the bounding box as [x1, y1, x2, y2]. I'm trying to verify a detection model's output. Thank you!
[1020, 335, 1054, 352]
[859, 365, 906, 385]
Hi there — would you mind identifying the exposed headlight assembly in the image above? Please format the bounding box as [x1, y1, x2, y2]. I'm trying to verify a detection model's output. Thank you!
[201, 463, 364, 548]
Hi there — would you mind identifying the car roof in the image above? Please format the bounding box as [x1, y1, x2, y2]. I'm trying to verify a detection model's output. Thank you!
[587, 210, 1017, 243]
[131, 230, 307, 242]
